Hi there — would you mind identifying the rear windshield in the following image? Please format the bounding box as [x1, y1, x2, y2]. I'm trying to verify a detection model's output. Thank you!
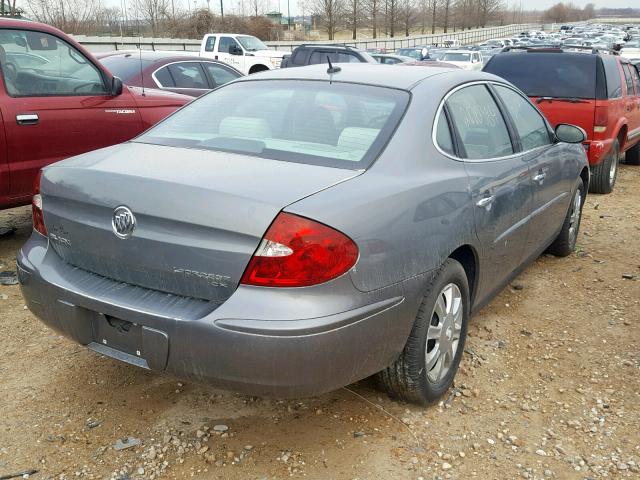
[397, 48, 422, 59]
[484, 53, 598, 99]
[100, 56, 154, 82]
[442, 52, 471, 62]
[136, 80, 409, 169]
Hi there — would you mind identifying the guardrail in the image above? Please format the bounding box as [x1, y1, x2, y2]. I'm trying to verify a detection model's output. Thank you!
[74, 23, 542, 53]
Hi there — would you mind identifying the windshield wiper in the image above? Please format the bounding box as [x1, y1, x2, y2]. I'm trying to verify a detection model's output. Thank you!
[536, 96, 589, 104]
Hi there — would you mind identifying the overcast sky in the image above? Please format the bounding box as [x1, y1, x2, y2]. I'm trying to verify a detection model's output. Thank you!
[98, 0, 640, 18]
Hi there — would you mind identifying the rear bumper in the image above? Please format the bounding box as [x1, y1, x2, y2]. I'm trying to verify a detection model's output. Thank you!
[18, 233, 424, 397]
[583, 138, 613, 166]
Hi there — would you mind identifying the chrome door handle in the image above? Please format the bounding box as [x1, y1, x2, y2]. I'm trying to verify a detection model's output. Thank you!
[16, 114, 39, 125]
[533, 172, 546, 183]
[476, 196, 495, 210]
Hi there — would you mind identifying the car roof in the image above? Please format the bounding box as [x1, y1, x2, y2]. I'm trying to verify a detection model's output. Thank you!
[0, 18, 57, 33]
[442, 49, 475, 54]
[236, 63, 490, 90]
[96, 50, 205, 62]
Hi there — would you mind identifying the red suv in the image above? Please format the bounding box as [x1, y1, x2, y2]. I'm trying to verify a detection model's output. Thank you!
[484, 49, 640, 193]
[0, 20, 191, 210]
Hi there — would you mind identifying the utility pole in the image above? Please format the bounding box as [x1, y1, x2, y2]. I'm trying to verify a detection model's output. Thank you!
[287, 0, 291, 31]
[220, 0, 224, 18]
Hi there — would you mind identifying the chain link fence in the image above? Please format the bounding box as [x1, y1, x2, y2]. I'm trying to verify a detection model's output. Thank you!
[76, 23, 544, 53]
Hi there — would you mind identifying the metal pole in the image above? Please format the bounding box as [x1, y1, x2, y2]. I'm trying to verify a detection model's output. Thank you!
[220, 0, 224, 18]
[287, 0, 291, 31]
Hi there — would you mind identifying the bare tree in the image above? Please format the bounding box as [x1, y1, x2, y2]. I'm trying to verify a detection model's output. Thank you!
[347, 0, 360, 40]
[477, 0, 503, 28]
[386, 0, 398, 37]
[442, 0, 451, 32]
[26, 0, 104, 33]
[427, 0, 439, 34]
[365, 0, 380, 38]
[132, 0, 170, 36]
[311, 0, 344, 40]
[398, 0, 416, 36]
[249, 0, 265, 17]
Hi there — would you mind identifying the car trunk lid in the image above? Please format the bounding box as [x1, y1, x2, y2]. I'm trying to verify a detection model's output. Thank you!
[41, 142, 359, 303]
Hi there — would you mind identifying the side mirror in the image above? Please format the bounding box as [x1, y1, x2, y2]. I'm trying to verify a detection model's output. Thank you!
[229, 45, 242, 55]
[555, 123, 586, 144]
[110, 76, 123, 96]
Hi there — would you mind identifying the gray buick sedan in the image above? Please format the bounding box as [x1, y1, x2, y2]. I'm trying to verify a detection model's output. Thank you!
[18, 64, 589, 405]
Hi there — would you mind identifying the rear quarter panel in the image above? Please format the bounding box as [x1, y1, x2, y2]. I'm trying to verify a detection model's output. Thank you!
[286, 78, 478, 294]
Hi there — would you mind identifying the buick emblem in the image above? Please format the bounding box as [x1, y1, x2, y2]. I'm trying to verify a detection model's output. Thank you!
[112, 206, 136, 239]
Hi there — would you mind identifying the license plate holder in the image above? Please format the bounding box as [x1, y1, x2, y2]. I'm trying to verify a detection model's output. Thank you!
[93, 314, 143, 358]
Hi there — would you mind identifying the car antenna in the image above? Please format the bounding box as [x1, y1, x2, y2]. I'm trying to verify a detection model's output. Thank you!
[326, 56, 341, 81]
[136, 14, 145, 96]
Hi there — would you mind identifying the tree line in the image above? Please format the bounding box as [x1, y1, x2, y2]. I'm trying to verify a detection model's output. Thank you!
[21, 0, 604, 40]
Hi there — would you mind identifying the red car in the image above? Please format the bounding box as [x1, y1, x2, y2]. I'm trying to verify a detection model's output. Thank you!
[96, 51, 243, 98]
[0, 19, 191, 210]
[484, 49, 640, 193]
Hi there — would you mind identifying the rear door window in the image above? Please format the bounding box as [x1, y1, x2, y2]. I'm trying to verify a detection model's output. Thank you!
[203, 63, 239, 87]
[484, 53, 598, 99]
[445, 84, 514, 159]
[167, 62, 208, 89]
[602, 56, 622, 99]
[435, 112, 455, 156]
[630, 65, 640, 94]
[204, 36, 217, 52]
[154, 66, 175, 87]
[493, 85, 552, 151]
[337, 52, 361, 63]
[622, 63, 635, 95]
[291, 48, 309, 65]
[309, 50, 337, 65]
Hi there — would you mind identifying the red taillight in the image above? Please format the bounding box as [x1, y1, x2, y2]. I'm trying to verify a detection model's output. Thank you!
[594, 105, 608, 134]
[240, 213, 358, 287]
[32, 170, 47, 236]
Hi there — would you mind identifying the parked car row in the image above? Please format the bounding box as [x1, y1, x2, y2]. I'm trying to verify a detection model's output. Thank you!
[483, 43, 640, 193]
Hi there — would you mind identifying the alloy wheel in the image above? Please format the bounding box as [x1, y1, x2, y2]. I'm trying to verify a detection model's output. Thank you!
[568, 189, 582, 245]
[425, 283, 463, 383]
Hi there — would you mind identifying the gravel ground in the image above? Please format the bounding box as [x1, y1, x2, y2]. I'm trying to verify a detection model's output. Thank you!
[0, 165, 638, 480]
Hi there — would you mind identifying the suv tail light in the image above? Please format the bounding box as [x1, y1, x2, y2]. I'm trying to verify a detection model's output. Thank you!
[240, 212, 358, 287]
[594, 105, 608, 134]
[32, 170, 47, 236]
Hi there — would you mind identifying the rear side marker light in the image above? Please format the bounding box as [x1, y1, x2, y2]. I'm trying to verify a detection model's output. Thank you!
[240, 212, 358, 287]
[32, 170, 47, 236]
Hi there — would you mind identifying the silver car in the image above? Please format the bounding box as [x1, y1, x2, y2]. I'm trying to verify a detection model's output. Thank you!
[18, 64, 589, 405]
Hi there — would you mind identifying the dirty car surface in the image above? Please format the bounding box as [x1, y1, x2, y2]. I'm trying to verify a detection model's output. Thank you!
[17, 64, 589, 404]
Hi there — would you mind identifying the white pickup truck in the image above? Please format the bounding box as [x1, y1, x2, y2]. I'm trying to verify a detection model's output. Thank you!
[199, 34, 289, 75]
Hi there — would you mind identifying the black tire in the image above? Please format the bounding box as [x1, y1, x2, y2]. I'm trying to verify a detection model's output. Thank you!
[376, 258, 469, 406]
[589, 140, 619, 194]
[546, 179, 585, 257]
[625, 141, 640, 165]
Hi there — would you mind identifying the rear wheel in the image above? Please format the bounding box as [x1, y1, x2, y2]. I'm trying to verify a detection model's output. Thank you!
[248, 65, 269, 74]
[546, 179, 585, 257]
[625, 141, 640, 165]
[589, 139, 619, 194]
[376, 259, 469, 406]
